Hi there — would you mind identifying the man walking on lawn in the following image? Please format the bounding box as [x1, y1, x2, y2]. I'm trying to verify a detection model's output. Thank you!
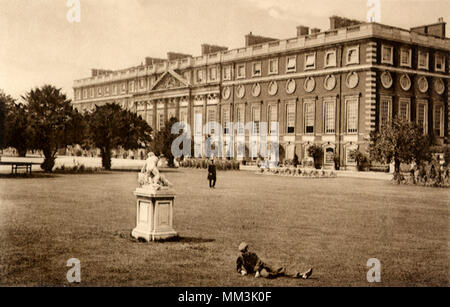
[236, 242, 313, 279]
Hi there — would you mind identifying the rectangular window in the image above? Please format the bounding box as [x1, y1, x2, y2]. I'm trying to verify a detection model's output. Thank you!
[268, 58, 278, 74]
[400, 48, 412, 67]
[346, 98, 358, 133]
[346, 46, 359, 65]
[325, 50, 337, 68]
[157, 111, 164, 131]
[129, 81, 135, 93]
[434, 105, 443, 137]
[381, 45, 394, 65]
[97, 87, 102, 96]
[324, 99, 335, 134]
[435, 54, 445, 72]
[286, 56, 297, 72]
[113, 85, 117, 95]
[286, 103, 295, 133]
[236, 64, 246, 79]
[252, 106, 260, 134]
[121, 83, 126, 93]
[304, 101, 315, 134]
[398, 98, 410, 121]
[83, 89, 87, 99]
[304, 53, 316, 70]
[104, 86, 109, 96]
[196, 69, 204, 83]
[236, 106, 244, 134]
[222, 108, 230, 134]
[194, 108, 203, 136]
[223, 65, 232, 80]
[146, 110, 153, 127]
[90, 88, 94, 97]
[379, 96, 392, 128]
[417, 101, 428, 134]
[179, 108, 187, 123]
[209, 67, 217, 81]
[252, 62, 262, 77]
[418, 51, 429, 70]
[268, 104, 278, 134]
[207, 107, 216, 134]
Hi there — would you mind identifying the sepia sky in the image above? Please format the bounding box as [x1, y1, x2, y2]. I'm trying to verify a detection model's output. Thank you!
[1, 0, 448, 100]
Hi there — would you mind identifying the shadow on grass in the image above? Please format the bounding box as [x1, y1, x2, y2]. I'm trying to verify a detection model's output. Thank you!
[0, 173, 58, 179]
[117, 230, 214, 244]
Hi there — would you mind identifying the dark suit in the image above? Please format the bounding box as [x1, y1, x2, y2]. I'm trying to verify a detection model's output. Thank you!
[208, 164, 216, 188]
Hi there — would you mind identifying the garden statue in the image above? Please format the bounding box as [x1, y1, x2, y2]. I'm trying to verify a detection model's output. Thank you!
[138, 152, 172, 191]
[132, 151, 177, 241]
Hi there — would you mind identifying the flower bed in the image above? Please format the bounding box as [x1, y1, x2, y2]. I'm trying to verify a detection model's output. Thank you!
[256, 167, 337, 178]
[393, 164, 450, 188]
[178, 158, 240, 171]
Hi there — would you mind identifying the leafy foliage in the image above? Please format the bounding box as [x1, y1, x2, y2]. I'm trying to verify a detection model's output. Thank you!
[349, 149, 369, 171]
[369, 117, 431, 175]
[24, 85, 80, 171]
[307, 144, 324, 169]
[149, 117, 180, 167]
[86, 103, 152, 170]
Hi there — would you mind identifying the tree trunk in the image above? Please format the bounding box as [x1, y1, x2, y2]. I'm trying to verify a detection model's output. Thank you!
[41, 148, 56, 172]
[394, 158, 401, 183]
[100, 147, 112, 170]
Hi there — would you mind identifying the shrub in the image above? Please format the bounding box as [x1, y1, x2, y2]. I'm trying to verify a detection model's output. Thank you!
[307, 145, 324, 169]
[349, 150, 370, 171]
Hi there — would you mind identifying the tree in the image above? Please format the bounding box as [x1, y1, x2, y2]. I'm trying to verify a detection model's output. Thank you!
[24, 85, 80, 171]
[369, 117, 431, 176]
[150, 117, 180, 167]
[307, 144, 324, 169]
[87, 103, 152, 170]
[0, 91, 14, 150]
[349, 149, 369, 171]
[4, 102, 32, 156]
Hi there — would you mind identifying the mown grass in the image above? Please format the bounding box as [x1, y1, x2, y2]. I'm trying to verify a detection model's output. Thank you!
[0, 169, 448, 286]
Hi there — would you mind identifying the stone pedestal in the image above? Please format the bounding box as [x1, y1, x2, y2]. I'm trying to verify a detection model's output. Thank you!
[131, 188, 177, 241]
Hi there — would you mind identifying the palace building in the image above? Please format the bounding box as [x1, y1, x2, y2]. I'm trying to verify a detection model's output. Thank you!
[72, 16, 449, 168]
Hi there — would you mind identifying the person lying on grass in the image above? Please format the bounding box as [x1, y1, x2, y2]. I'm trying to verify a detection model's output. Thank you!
[236, 242, 313, 279]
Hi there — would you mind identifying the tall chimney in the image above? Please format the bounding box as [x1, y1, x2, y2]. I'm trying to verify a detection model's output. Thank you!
[297, 26, 309, 36]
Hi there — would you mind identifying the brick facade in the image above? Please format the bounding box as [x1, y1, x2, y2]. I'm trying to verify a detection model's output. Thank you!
[73, 17, 450, 168]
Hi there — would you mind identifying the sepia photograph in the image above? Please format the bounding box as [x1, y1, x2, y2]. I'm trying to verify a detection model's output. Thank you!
[0, 0, 448, 299]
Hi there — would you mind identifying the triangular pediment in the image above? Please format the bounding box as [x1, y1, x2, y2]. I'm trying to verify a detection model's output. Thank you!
[150, 70, 190, 92]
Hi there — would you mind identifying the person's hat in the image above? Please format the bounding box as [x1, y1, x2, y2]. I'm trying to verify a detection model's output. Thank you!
[238, 242, 248, 252]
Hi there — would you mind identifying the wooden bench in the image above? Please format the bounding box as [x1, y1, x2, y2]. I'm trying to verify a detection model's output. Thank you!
[0, 161, 41, 174]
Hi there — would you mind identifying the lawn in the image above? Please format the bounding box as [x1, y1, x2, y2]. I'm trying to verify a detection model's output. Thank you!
[0, 169, 448, 286]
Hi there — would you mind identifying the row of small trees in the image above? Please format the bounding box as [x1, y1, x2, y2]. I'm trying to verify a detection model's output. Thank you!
[0, 85, 157, 172]
[305, 117, 438, 176]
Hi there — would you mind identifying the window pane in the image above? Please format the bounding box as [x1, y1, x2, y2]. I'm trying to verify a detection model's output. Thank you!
[326, 52, 336, 66]
[252, 107, 260, 134]
[399, 100, 409, 121]
[401, 49, 410, 65]
[346, 99, 358, 133]
[223, 109, 230, 134]
[287, 57, 296, 70]
[324, 101, 335, 133]
[305, 102, 314, 133]
[287, 104, 295, 133]
[305, 54, 315, 67]
[382, 47, 392, 62]
[380, 98, 391, 127]
[417, 103, 426, 133]
[435, 106, 442, 136]
[253, 63, 261, 75]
